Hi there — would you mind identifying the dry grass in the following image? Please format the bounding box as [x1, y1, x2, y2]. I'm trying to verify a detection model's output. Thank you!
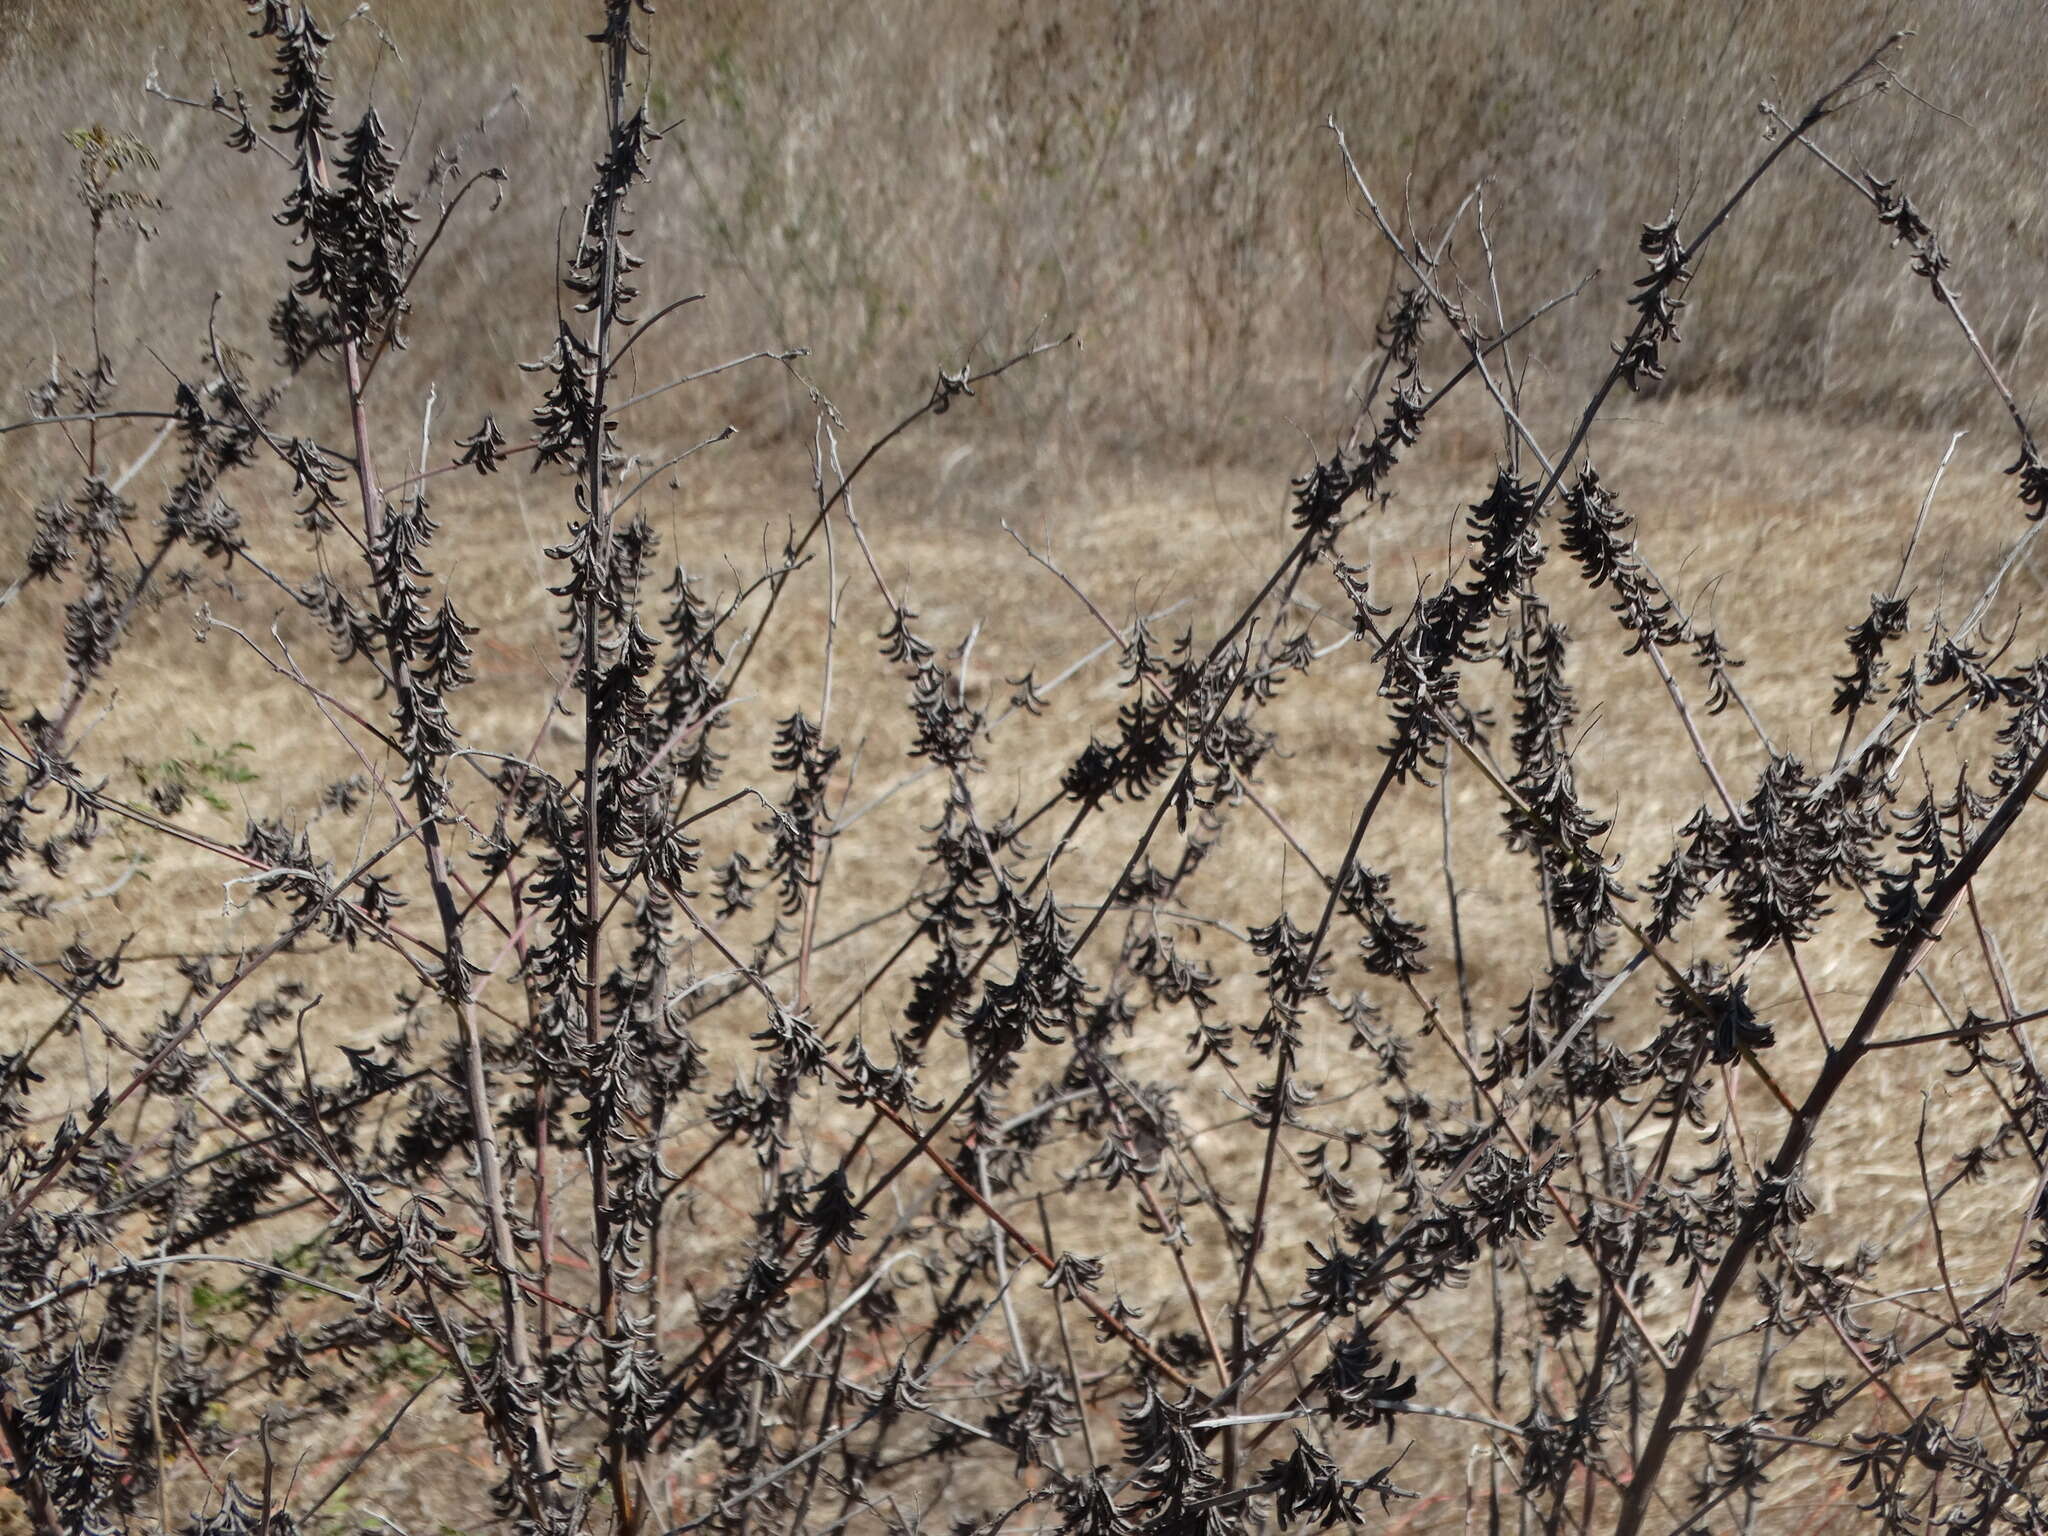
[1, 1, 2043, 458]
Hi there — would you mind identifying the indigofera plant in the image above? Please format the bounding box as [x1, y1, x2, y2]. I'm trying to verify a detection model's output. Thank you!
[2, 8, 2047, 1536]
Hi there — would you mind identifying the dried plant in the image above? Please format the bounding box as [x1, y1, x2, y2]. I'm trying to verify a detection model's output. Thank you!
[3, 8, 2047, 1536]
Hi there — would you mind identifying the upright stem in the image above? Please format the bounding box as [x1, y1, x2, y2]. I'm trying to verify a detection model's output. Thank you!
[1232, 757, 1401, 1341]
[313, 118, 557, 1500]
[580, 17, 638, 1529]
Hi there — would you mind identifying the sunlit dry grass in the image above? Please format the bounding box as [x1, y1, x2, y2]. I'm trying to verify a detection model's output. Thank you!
[3, 1, 2045, 455]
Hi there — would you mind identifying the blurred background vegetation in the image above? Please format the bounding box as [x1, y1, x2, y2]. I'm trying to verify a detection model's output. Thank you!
[0, 0, 2040, 477]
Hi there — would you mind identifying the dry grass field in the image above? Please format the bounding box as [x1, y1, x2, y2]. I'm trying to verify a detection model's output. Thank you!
[2, 4, 2046, 1535]
[4, 1, 2046, 450]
